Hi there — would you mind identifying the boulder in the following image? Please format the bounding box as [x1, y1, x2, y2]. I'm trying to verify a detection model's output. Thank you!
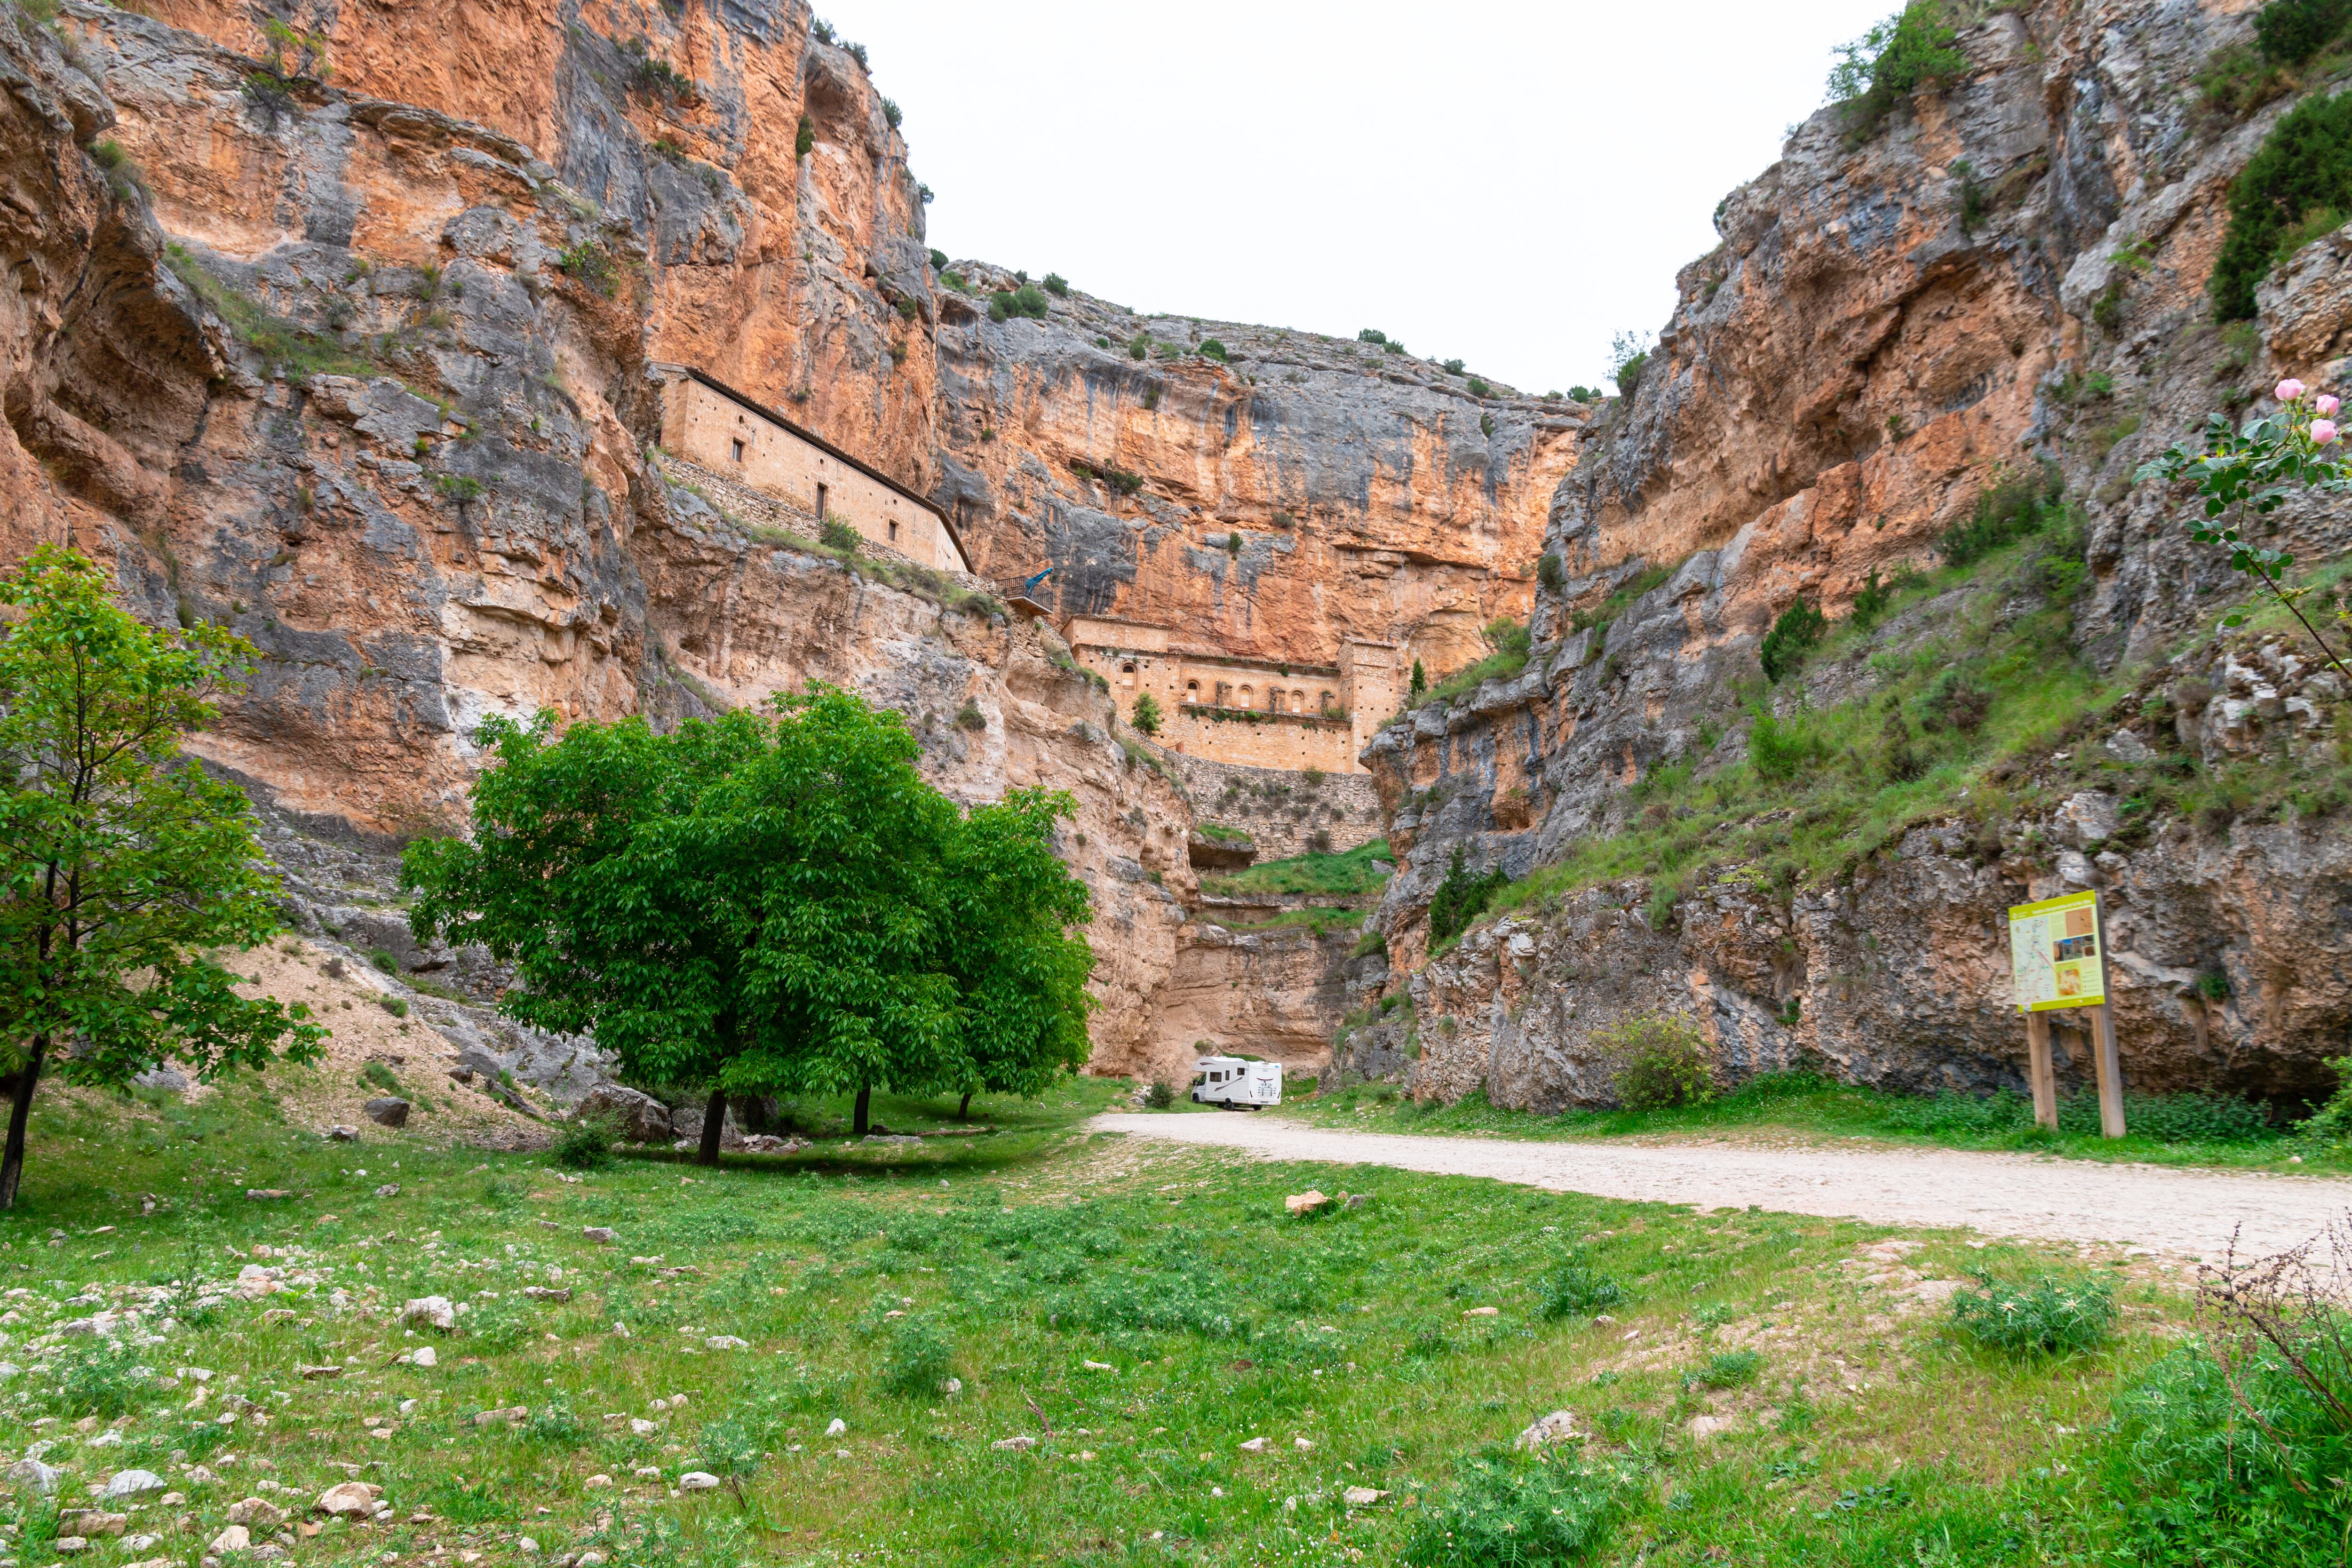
[582, 1226, 617, 1245]
[677, 1472, 720, 1491]
[1514, 1409, 1581, 1450]
[207, 1526, 251, 1553]
[313, 1482, 381, 1518]
[102, 1470, 167, 1499]
[327, 1125, 359, 1142]
[400, 1296, 456, 1331]
[364, 1098, 410, 1128]
[1284, 1190, 1328, 1216]
[573, 1085, 671, 1145]
[226, 1499, 287, 1528]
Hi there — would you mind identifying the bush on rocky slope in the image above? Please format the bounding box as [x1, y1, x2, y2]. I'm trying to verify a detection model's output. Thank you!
[2212, 86, 2352, 320]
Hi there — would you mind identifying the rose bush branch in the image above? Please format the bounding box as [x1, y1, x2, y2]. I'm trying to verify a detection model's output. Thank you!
[2136, 378, 2352, 685]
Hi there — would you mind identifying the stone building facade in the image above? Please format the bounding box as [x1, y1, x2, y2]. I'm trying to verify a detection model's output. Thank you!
[1065, 617, 1402, 775]
[655, 366, 969, 573]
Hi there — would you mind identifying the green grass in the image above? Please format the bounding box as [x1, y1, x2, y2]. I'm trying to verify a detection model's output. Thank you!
[1212, 906, 1367, 938]
[0, 1066, 2243, 1566]
[1286, 1073, 2343, 1172]
[1198, 837, 1393, 899]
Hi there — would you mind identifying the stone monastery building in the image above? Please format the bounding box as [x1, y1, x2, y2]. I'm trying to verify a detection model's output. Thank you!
[655, 366, 970, 574]
[1064, 619, 1400, 776]
[655, 365, 1397, 778]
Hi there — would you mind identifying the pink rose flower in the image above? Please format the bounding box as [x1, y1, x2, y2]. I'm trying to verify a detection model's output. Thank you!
[2320, 394, 2342, 417]
[2315, 420, 2341, 446]
[2277, 378, 2307, 402]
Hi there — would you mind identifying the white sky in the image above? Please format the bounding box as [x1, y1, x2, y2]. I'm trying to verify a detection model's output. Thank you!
[818, 0, 1896, 393]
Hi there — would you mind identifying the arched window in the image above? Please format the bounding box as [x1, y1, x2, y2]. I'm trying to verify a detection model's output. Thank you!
[1239, 685, 1252, 706]
[1185, 680, 1200, 705]
[1291, 688, 1306, 712]
[1120, 661, 1136, 686]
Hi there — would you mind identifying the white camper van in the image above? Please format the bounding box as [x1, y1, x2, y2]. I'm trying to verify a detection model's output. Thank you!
[1191, 1055, 1282, 1108]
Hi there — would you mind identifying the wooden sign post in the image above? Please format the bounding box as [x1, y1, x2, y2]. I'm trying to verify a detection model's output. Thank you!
[2007, 887, 2124, 1138]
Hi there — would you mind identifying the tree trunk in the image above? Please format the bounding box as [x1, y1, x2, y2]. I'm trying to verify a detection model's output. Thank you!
[957, 1090, 972, 1122]
[696, 1085, 726, 1167]
[0, 1035, 47, 1210]
[853, 1084, 871, 1137]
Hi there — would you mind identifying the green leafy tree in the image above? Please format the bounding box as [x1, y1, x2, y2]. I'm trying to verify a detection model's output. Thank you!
[0, 547, 325, 1207]
[405, 686, 1093, 1157]
[936, 788, 1095, 1119]
[1129, 691, 1162, 735]
[2137, 380, 2352, 683]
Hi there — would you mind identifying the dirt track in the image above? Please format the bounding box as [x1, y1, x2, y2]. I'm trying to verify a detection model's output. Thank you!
[1091, 1113, 2352, 1260]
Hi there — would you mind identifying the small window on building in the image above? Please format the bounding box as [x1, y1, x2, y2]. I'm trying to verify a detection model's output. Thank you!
[815, 482, 829, 519]
[1186, 681, 1200, 703]
[888, 519, 899, 543]
[1291, 688, 1305, 711]
[1239, 685, 1252, 706]
[1120, 661, 1136, 686]
[730, 439, 745, 463]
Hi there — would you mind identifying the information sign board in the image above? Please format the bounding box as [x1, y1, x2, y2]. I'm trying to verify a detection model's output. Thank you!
[2008, 890, 2107, 1012]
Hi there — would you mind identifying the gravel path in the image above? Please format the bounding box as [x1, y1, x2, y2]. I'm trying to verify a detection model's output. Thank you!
[1091, 1113, 2352, 1260]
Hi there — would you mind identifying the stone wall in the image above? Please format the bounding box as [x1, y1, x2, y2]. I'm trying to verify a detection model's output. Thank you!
[1171, 755, 1384, 861]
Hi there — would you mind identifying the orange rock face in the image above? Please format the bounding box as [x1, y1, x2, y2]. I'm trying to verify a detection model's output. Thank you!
[929, 266, 1584, 687]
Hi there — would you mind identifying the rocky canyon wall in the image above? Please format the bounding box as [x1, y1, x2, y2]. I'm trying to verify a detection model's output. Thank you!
[928, 265, 1586, 684]
[0, 0, 1188, 1065]
[1354, 0, 2352, 1108]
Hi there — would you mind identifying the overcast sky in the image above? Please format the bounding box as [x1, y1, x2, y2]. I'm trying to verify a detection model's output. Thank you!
[817, 0, 1896, 393]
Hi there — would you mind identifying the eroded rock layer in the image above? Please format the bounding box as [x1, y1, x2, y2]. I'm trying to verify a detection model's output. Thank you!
[1355, 0, 2352, 1106]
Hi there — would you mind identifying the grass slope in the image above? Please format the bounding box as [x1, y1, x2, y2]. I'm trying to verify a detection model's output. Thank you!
[1198, 839, 1393, 901]
[0, 1072, 2315, 1565]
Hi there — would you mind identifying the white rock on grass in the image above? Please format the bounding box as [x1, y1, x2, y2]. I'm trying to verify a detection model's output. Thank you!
[400, 1298, 456, 1332]
[703, 1336, 747, 1351]
[677, 1473, 720, 1491]
[7, 1457, 59, 1493]
[1343, 1487, 1386, 1507]
[207, 1526, 251, 1554]
[989, 1435, 1035, 1451]
[628, 1419, 656, 1438]
[103, 1470, 167, 1499]
[582, 1475, 612, 1490]
[824, 1418, 845, 1437]
[631, 1467, 661, 1481]
[1237, 1438, 1267, 1453]
[313, 1481, 381, 1518]
[1514, 1410, 1581, 1450]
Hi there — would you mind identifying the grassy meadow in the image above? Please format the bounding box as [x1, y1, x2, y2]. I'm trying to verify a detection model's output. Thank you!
[0, 1069, 2321, 1566]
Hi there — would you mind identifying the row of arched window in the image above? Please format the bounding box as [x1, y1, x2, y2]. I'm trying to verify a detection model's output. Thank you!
[1181, 679, 1331, 714]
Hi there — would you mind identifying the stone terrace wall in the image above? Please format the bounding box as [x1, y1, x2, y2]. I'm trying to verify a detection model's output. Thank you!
[1168, 753, 1383, 861]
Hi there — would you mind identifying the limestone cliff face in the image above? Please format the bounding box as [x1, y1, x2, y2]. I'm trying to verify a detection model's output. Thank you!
[1357, 0, 2352, 1104]
[928, 266, 1585, 680]
[0, 0, 1184, 1063]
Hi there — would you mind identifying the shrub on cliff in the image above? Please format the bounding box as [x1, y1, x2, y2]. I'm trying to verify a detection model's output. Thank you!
[1757, 597, 1827, 681]
[1597, 1014, 1715, 1111]
[2211, 87, 2352, 319]
[2257, 0, 2352, 63]
[1129, 692, 1162, 735]
[1427, 844, 1509, 946]
[988, 285, 1050, 324]
[1536, 553, 1565, 595]
[1828, 3, 1969, 143]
